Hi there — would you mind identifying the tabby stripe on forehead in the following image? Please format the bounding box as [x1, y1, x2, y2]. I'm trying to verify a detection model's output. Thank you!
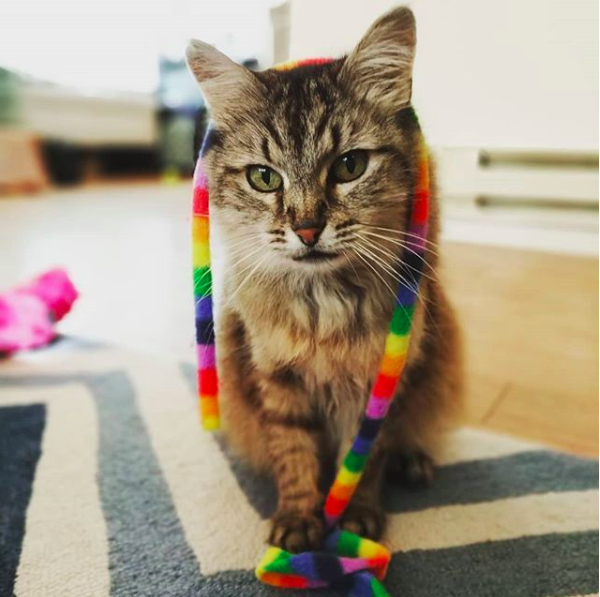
[315, 111, 330, 142]
[285, 79, 308, 154]
[263, 120, 284, 152]
[329, 124, 341, 155]
[261, 137, 272, 162]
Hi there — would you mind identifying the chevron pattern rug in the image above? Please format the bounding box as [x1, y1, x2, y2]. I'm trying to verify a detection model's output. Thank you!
[0, 338, 598, 597]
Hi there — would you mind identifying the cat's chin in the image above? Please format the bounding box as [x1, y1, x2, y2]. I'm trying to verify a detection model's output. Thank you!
[291, 250, 341, 264]
[270, 250, 345, 273]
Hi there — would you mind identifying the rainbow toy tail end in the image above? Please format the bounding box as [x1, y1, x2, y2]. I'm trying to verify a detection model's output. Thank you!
[255, 530, 392, 597]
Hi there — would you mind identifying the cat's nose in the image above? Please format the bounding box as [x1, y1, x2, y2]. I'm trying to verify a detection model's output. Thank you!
[293, 221, 324, 247]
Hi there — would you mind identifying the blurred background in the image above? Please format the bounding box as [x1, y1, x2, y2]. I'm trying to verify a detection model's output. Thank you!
[0, 0, 598, 454]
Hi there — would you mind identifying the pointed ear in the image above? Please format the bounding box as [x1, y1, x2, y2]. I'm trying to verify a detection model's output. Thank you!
[341, 7, 416, 111]
[186, 40, 257, 116]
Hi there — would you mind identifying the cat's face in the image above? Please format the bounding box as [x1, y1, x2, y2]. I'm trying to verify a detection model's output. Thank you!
[188, 7, 417, 277]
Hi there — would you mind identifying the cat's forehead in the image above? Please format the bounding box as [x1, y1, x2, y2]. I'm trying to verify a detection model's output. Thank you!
[261, 64, 362, 150]
[221, 62, 384, 174]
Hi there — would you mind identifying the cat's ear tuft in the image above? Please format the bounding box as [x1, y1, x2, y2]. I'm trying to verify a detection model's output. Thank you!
[186, 39, 255, 115]
[341, 6, 416, 111]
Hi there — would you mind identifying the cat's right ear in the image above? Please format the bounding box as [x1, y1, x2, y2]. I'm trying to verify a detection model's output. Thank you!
[341, 6, 417, 111]
[186, 40, 256, 117]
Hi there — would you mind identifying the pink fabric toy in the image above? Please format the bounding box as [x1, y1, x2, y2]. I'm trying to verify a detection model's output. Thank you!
[0, 269, 78, 353]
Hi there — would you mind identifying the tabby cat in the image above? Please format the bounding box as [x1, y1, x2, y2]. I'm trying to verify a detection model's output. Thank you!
[186, 6, 463, 553]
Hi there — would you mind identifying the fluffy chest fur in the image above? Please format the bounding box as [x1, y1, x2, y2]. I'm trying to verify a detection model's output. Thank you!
[231, 271, 395, 442]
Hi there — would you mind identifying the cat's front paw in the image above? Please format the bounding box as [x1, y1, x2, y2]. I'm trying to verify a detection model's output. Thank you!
[387, 450, 434, 488]
[268, 510, 325, 553]
[340, 501, 386, 540]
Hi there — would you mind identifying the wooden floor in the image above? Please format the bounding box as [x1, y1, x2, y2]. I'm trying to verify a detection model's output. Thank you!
[1, 182, 598, 457]
[442, 243, 599, 457]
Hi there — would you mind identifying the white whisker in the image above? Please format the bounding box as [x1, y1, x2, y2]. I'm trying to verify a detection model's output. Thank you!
[351, 248, 398, 304]
[225, 253, 272, 308]
[360, 222, 439, 252]
[354, 240, 432, 317]
[355, 234, 437, 284]
[354, 240, 417, 293]
[359, 230, 438, 277]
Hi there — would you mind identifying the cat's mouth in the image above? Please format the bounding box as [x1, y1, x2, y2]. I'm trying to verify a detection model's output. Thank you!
[292, 250, 340, 263]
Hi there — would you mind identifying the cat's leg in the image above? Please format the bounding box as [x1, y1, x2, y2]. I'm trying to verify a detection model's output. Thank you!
[217, 311, 325, 551]
[383, 368, 448, 488]
[387, 448, 435, 487]
[216, 310, 272, 469]
[338, 381, 444, 542]
[261, 373, 326, 553]
[343, 284, 463, 536]
[385, 283, 463, 487]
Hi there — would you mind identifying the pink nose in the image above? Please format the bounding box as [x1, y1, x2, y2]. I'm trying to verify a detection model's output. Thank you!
[295, 225, 323, 247]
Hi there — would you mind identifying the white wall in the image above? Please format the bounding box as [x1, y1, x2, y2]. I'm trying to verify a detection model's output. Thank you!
[289, 0, 599, 151]
[0, 0, 280, 94]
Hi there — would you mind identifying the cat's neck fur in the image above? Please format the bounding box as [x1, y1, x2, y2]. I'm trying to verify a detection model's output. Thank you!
[230, 260, 395, 343]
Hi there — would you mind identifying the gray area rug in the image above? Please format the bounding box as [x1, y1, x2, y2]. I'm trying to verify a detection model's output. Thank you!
[0, 338, 598, 597]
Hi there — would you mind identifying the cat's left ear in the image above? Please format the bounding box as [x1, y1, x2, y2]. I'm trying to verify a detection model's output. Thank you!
[186, 39, 257, 118]
[341, 6, 416, 111]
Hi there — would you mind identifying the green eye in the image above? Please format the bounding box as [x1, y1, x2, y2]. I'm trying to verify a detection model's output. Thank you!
[247, 165, 283, 192]
[331, 150, 368, 183]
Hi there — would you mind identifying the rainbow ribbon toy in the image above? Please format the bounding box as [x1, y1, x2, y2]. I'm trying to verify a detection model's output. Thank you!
[192, 162, 219, 431]
[192, 60, 430, 597]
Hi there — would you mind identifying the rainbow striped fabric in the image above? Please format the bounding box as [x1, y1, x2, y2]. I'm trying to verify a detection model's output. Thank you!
[256, 529, 392, 596]
[192, 58, 430, 597]
[192, 161, 219, 431]
[272, 58, 332, 71]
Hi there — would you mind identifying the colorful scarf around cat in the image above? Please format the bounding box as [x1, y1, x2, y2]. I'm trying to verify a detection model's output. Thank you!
[192, 59, 430, 597]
